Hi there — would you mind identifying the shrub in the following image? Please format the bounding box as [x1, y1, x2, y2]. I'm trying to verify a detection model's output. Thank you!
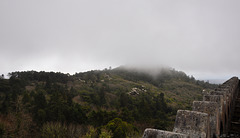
[99, 128, 113, 138]
[41, 122, 86, 138]
[105, 118, 138, 138]
[41, 122, 67, 138]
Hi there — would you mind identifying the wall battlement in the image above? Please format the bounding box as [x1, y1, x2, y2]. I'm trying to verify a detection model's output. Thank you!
[143, 77, 240, 138]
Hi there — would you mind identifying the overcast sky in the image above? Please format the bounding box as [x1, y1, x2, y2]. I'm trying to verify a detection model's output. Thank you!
[1, 0, 240, 82]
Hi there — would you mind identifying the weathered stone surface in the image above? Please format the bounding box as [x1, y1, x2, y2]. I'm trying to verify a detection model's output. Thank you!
[209, 90, 235, 134]
[203, 95, 225, 134]
[192, 101, 220, 137]
[209, 91, 227, 101]
[203, 95, 224, 117]
[203, 95, 223, 104]
[142, 128, 189, 138]
[173, 110, 210, 138]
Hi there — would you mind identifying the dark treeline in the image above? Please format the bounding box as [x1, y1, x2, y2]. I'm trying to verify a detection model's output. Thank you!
[8, 71, 70, 83]
[0, 68, 217, 137]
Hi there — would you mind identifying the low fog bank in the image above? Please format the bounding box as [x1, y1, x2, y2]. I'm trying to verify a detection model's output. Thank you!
[114, 65, 237, 85]
[114, 65, 197, 81]
[116, 65, 173, 77]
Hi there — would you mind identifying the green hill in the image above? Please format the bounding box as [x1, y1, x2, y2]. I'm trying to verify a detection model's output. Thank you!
[0, 66, 217, 137]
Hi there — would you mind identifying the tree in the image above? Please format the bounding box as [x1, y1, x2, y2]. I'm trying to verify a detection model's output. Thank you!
[119, 93, 128, 107]
[158, 93, 167, 112]
[22, 92, 31, 104]
[32, 90, 47, 124]
[105, 118, 137, 138]
[33, 90, 47, 110]
[120, 108, 134, 123]
[0, 74, 4, 79]
[98, 86, 106, 106]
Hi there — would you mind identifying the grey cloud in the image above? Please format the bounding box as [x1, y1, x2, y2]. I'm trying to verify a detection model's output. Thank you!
[1, 0, 240, 80]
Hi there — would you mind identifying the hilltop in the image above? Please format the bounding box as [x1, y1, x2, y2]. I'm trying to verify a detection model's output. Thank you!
[0, 66, 217, 137]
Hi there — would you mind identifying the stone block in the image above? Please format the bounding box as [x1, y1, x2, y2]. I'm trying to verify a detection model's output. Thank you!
[142, 128, 189, 138]
[209, 91, 227, 104]
[203, 95, 223, 105]
[192, 101, 220, 138]
[203, 95, 224, 116]
[173, 110, 210, 138]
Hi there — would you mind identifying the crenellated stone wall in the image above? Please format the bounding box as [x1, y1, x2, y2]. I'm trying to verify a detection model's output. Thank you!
[143, 77, 239, 138]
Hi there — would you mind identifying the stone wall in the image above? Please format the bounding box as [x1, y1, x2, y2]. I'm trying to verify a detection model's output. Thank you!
[143, 128, 188, 138]
[142, 77, 239, 138]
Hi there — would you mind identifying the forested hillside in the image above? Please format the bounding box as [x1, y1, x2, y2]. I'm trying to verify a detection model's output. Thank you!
[0, 67, 217, 137]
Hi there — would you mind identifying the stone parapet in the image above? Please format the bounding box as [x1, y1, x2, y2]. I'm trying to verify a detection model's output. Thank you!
[143, 128, 189, 138]
[142, 77, 239, 138]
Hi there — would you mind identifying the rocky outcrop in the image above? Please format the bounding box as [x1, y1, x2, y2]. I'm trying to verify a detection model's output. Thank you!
[128, 86, 147, 96]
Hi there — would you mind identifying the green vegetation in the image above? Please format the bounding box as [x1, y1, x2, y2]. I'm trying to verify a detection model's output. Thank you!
[0, 67, 217, 137]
